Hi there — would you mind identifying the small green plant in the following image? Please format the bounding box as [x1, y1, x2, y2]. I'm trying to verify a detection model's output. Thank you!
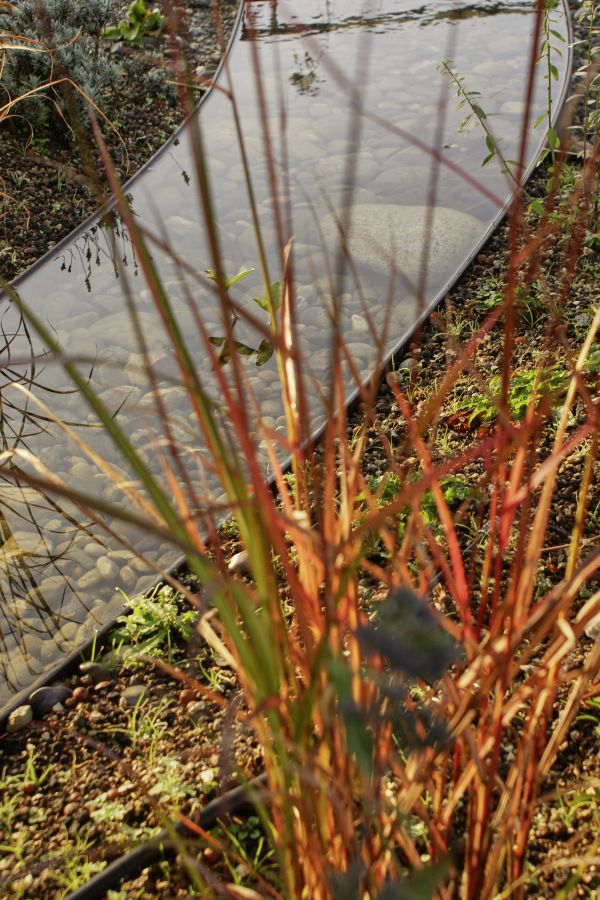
[102, 697, 169, 766]
[219, 517, 241, 541]
[577, 0, 600, 161]
[555, 784, 600, 830]
[103, 0, 164, 45]
[438, 475, 473, 508]
[535, 0, 566, 164]
[113, 583, 196, 664]
[216, 815, 277, 883]
[471, 275, 505, 315]
[48, 830, 106, 897]
[29, 134, 50, 156]
[0, 770, 20, 834]
[147, 756, 197, 806]
[436, 308, 476, 338]
[440, 59, 516, 176]
[577, 695, 600, 738]
[22, 746, 52, 789]
[196, 654, 229, 694]
[9, 170, 29, 190]
[126, 697, 169, 759]
[459, 366, 568, 424]
[89, 795, 127, 828]
[206, 268, 280, 367]
[365, 471, 402, 508]
[0, 747, 51, 822]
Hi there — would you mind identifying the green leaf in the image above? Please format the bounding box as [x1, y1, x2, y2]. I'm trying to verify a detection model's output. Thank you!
[124, 22, 141, 42]
[233, 341, 256, 357]
[102, 25, 122, 40]
[253, 281, 281, 313]
[547, 127, 560, 150]
[204, 267, 255, 289]
[471, 103, 487, 120]
[528, 198, 545, 217]
[378, 861, 450, 900]
[253, 296, 269, 312]
[256, 340, 275, 367]
[226, 267, 256, 289]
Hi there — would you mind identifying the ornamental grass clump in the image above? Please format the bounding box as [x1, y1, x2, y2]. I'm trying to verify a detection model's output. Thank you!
[0, 1, 599, 897]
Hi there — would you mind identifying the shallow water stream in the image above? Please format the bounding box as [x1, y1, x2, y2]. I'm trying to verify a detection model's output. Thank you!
[0, 0, 570, 715]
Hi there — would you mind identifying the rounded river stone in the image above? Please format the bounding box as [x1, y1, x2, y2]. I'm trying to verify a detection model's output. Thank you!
[320, 204, 482, 285]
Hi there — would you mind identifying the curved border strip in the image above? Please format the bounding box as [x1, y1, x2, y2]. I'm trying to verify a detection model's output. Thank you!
[63, 774, 267, 900]
[1, 0, 573, 727]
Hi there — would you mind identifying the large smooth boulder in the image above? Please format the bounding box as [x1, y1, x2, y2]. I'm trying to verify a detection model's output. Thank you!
[320, 204, 482, 287]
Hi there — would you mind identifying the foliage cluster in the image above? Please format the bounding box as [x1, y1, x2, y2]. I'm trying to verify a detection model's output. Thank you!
[113, 584, 197, 664]
[102, 0, 165, 46]
[0, 0, 123, 132]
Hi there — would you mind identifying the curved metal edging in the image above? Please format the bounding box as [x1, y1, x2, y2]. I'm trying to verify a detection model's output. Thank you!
[63, 774, 267, 900]
[0, 0, 573, 730]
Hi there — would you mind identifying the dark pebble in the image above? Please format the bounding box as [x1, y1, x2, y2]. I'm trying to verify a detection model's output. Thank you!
[29, 685, 72, 717]
[186, 700, 208, 722]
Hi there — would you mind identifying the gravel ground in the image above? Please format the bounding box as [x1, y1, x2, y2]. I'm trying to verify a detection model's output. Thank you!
[0, 1, 599, 898]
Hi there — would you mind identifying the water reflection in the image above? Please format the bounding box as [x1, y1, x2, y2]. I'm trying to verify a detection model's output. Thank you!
[0, 0, 570, 715]
[241, 0, 536, 40]
[55, 213, 138, 291]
